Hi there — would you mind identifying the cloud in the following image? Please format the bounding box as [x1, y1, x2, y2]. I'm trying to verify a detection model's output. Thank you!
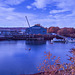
[56, 0, 75, 10]
[26, 6, 32, 9]
[31, 0, 75, 13]
[1, 0, 25, 5]
[50, 9, 69, 14]
[0, 6, 37, 27]
[31, 0, 51, 9]
[48, 0, 75, 27]
[52, 0, 75, 13]
[31, 0, 75, 27]
[0, 0, 75, 28]
[0, 0, 37, 27]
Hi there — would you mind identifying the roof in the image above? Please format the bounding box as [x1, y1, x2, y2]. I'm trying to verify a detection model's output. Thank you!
[32, 24, 47, 29]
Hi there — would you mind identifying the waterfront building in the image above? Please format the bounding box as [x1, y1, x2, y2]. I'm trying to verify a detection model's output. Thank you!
[0, 29, 11, 36]
[26, 24, 47, 35]
[0, 27, 27, 36]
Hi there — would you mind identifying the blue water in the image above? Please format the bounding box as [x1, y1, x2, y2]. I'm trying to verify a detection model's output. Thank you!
[0, 40, 75, 75]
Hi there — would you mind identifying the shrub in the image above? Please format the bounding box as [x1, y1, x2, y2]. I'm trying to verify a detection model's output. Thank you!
[37, 49, 75, 75]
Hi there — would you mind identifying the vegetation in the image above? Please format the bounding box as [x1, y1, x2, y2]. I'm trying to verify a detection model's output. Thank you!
[37, 48, 75, 75]
[47, 27, 60, 33]
[47, 27, 75, 38]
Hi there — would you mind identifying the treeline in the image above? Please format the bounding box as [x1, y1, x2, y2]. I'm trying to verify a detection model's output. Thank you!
[47, 27, 75, 38]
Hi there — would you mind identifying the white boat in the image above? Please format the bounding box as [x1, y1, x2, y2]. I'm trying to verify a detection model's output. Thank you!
[51, 38, 66, 42]
[68, 38, 75, 43]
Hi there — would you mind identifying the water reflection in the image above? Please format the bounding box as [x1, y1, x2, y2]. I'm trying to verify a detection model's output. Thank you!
[26, 40, 46, 45]
[0, 40, 75, 75]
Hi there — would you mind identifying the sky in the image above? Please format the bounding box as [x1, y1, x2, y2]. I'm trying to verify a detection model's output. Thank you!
[0, 0, 75, 28]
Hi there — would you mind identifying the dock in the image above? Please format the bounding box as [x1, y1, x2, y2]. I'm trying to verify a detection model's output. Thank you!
[0, 34, 55, 40]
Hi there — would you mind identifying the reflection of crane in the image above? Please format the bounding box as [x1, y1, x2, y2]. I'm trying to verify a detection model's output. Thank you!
[25, 16, 30, 28]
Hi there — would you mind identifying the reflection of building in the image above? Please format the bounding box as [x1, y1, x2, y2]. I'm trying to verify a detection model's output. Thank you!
[26, 40, 46, 45]
[26, 24, 47, 35]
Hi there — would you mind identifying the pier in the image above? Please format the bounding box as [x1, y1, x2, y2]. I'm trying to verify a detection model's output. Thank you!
[0, 34, 55, 40]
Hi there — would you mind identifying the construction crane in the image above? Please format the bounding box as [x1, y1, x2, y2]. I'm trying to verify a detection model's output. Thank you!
[25, 16, 30, 28]
[25, 16, 32, 35]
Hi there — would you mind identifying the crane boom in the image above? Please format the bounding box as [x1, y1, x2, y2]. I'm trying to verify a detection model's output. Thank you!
[25, 16, 30, 28]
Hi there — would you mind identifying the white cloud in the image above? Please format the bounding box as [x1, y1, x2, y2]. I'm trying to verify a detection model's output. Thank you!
[50, 9, 68, 14]
[0, 6, 75, 28]
[6, 16, 15, 20]
[56, 0, 75, 10]
[26, 6, 32, 9]
[31, 0, 75, 14]
[31, 0, 51, 9]
[0, 0, 75, 28]
[0, 7, 14, 12]
[0, 6, 37, 27]
[53, 0, 75, 13]
[1, 0, 25, 5]
[48, 13, 75, 27]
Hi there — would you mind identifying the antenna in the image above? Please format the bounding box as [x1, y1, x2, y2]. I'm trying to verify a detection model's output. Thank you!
[25, 16, 30, 28]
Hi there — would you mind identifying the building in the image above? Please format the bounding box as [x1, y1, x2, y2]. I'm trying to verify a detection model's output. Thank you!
[26, 24, 47, 35]
[0, 27, 27, 36]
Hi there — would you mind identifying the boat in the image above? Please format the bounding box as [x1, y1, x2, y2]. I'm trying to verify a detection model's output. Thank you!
[68, 38, 75, 43]
[51, 38, 66, 43]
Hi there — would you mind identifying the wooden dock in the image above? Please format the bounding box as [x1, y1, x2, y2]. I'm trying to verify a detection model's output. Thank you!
[0, 34, 61, 41]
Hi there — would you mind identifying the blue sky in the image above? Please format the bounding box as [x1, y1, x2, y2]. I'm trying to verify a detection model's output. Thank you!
[0, 0, 75, 28]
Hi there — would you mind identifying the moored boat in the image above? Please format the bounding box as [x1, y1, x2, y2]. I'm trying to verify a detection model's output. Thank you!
[51, 38, 66, 43]
[68, 38, 75, 43]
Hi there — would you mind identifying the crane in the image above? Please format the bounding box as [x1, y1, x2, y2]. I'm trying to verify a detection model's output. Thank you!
[25, 16, 32, 35]
[25, 16, 30, 28]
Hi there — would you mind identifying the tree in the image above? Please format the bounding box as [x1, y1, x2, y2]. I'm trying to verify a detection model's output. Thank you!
[47, 27, 60, 33]
[57, 27, 75, 37]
